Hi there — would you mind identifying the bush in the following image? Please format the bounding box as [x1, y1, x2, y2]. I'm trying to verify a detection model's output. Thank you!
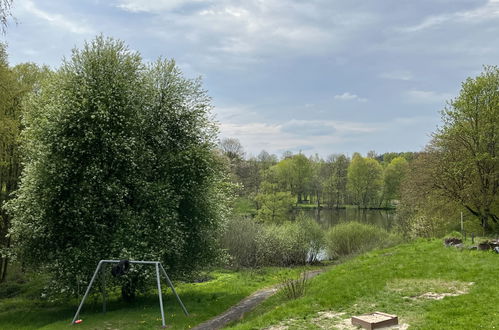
[407, 214, 452, 239]
[326, 222, 402, 258]
[444, 231, 464, 239]
[221, 217, 260, 267]
[222, 216, 325, 268]
[256, 222, 307, 266]
[296, 214, 325, 263]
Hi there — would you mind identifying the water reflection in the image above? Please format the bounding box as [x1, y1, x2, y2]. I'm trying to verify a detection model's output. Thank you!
[299, 208, 396, 230]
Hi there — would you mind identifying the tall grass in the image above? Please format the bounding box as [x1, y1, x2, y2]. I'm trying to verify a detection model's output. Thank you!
[280, 272, 308, 300]
[326, 222, 402, 258]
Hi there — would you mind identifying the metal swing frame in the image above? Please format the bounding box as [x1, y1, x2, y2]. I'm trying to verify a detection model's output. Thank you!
[71, 260, 188, 328]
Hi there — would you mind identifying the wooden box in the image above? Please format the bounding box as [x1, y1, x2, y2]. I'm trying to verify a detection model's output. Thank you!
[351, 311, 398, 329]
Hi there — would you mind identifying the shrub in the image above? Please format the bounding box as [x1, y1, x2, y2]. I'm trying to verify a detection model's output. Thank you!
[444, 231, 464, 239]
[255, 223, 307, 266]
[221, 217, 260, 267]
[326, 222, 401, 258]
[296, 214, 325, 263]
[407, 214, 451, 239]
[222, 216, 325, 268]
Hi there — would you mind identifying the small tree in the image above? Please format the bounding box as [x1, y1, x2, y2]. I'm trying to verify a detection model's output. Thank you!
[347, 153, 383, 208]
[382, 156, 408, 206]
[323, 154, 349, 208]
[255, 182, 294, 223]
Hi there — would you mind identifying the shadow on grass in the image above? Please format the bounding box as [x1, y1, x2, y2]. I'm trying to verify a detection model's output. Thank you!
[0, 290, 244, 329]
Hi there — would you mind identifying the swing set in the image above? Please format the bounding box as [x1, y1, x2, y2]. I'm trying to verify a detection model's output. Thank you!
[71, 260, 188, 328]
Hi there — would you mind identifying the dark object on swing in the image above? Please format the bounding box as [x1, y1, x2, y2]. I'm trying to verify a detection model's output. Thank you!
[111, 260, 130, 277]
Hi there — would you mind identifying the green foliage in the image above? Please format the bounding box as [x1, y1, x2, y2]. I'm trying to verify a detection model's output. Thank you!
[221, 217, 261, 268]
[270, 153, 313, 204]
[6, 36, 228, 297]
[222, 216, 325, 268]
[323, 154, 349, 208]
[397, 67, 499, 236]
[0, 45, 47, 282]
[295, 213, 325, 263]
[396, 153, 459, 237]
[233, 197, 257, 217]
[383, 156, 408, 203]
[406, 214, 453, 239]
[256, 222, 311, 266]
[347, 154, 383, 208]
[444, 231, 464, 239]
[255, 182, 294, 223]
[325, 222, 401, 258]
[430, 66, 499, 229]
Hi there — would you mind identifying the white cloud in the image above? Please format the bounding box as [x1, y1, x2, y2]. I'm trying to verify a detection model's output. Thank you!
[218, 118, 379, 155]
[380, 71, 413, 81]
[334, 92, 367, 102]
[403, 0, 499, 32]
[115, 0, 377, 66]
[116, 0, 207, 13]
[22, 0, 94, 35]
[405, 89, 453, 104]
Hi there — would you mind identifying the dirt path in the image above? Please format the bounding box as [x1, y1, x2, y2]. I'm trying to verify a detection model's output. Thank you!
[192, 269, 326, 330]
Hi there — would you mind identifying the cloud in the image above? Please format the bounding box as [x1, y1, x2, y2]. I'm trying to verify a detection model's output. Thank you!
[334, 92, 367, 102]
[114, 0, 377, 67]
[218, 117, 380, 155]
[116, 0, 207, 13]
[22, 0, 94, 35]
[281, 120, 334, 136]
[402, 0, 499, 32]
[405, 89, 453, 104]
[380, 71, 413, 81]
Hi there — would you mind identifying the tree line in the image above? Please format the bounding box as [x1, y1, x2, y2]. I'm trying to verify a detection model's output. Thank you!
[220, 138, 415, 222]
[220, 67, 498, 233]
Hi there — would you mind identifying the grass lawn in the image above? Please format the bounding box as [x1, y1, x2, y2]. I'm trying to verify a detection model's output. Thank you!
[0, 267, 310, 329]
[227, 239, 499, 329]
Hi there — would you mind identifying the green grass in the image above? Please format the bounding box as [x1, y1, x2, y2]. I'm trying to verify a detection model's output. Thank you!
[227, 239, 499, 329]
[0, 267, 310, 329]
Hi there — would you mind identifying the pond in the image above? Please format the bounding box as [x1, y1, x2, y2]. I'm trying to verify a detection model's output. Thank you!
[298, 207, 397, 230]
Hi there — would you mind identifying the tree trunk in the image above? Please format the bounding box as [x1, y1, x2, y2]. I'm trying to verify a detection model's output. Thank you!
[1, 256, 8, 282]
[0, 208, 10, 282]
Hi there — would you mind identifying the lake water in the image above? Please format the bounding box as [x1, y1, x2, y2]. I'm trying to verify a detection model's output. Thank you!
[299, 207, 396, 230]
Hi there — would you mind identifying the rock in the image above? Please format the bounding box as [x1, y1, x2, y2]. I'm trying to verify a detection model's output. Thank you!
[444, 238, 462, 246]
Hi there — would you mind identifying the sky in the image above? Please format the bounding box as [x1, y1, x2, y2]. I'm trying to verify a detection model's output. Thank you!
[2, 0, 499, 158]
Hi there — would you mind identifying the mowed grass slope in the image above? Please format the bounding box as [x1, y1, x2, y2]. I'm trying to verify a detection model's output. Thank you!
[228, 239, 499, 329]
[0, 267, 308, 329]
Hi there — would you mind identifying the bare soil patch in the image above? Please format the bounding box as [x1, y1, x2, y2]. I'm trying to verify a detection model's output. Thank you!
[386, 279, 474, 300]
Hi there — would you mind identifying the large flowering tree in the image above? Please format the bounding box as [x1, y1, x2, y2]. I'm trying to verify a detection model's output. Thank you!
[7, 36, 229, 298]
